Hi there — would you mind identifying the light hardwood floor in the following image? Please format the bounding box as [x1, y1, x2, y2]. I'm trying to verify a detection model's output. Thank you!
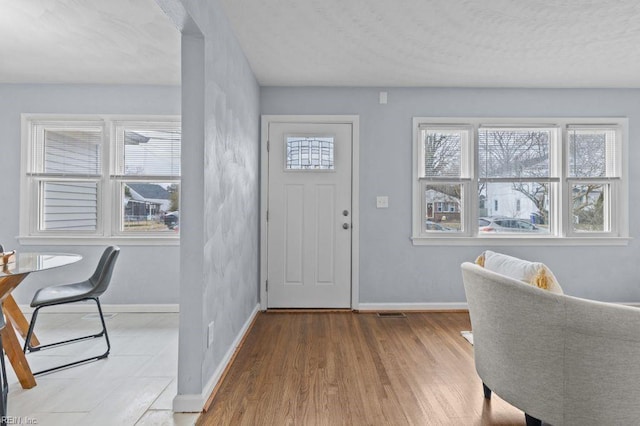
[5, 312, 196, 426]
[198, 312, 526, 426]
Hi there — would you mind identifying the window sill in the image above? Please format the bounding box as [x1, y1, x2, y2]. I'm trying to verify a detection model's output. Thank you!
[18, 235, 180, 247]
[410, 236, 631, 246]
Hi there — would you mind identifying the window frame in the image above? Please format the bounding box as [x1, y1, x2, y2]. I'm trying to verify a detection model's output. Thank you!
[411, 117, 629, 246]
[20, 114, 181, 246]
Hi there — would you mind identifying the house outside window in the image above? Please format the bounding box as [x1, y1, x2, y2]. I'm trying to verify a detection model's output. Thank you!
[412, 117, 628, 244]
[20, 115, 181, 244]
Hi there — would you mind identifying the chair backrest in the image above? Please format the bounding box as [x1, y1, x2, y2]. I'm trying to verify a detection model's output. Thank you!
[461, 262, 565, 424]
[88, 246, 120, 297]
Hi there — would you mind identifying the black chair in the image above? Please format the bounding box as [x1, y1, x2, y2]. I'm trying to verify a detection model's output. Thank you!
[0, 306, 9, 423]
[23, 246, 120, 375]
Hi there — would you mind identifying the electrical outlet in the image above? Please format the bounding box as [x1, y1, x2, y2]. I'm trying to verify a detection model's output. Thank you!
[207, 321, 215, 347]
[376, 196, 389, 208]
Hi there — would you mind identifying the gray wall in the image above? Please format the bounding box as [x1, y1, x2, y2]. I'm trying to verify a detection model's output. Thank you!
[174, 0, 260, 397]
[0, 83, 181, 305]
[261, 87, 640, 304]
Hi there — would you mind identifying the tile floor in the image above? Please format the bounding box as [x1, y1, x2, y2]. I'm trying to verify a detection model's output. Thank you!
[5, 312, 198, 426]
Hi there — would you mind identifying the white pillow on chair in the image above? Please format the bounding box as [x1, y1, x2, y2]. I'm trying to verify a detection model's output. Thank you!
[477, 250, 563, 294]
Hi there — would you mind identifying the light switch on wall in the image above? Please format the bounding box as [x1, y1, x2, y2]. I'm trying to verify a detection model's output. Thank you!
[376, 196, 389, 208]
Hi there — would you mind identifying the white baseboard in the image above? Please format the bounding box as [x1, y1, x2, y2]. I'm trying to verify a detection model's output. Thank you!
[171, 394, 204, 415]
[359, 302, 640, 311]
[172, 303, 261, 413]
[18, 304, 180, 314]
[357, 302, 468, 311]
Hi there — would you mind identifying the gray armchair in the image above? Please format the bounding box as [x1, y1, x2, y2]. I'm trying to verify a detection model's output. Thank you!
[462, 261, 640, 425]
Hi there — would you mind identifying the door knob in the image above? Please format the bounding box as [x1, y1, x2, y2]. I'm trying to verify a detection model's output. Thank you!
[343, 223, 350, 230]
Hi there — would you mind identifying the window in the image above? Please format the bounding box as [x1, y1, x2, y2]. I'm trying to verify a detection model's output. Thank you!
[286, 136, 334, 170]
[21, 115, 181, 243]
[412, 118, 627, 244]
[416, 126, 470, 232]
[478, 126, 554, 235]
[567, 127, 618, 234]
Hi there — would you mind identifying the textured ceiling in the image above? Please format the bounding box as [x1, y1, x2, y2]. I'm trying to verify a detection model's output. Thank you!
[220, 0, 640, 88]
[2, 0, 640, 87]
[0, 0, 180, 85]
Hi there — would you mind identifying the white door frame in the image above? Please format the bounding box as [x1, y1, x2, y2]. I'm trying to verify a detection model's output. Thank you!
[260, 115, 360, 311]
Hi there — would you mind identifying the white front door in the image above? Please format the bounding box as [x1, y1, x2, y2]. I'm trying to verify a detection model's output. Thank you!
[267, 121, 353, 308]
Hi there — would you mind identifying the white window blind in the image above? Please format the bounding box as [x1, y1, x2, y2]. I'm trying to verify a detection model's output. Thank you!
[568, 127, 617, 178]
[43, 129, 102, 176]
[478, 128, 552, 179]
[118, 127, 181, 177]
[422, 130, 462, 178]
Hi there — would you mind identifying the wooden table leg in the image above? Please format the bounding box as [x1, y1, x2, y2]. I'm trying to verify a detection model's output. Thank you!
[0, 318, 36, 389]
[0, 276, 39, 389]
[3, 295, 40, 347]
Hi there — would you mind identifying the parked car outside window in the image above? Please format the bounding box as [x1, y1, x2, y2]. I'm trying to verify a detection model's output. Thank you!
[478, 217, 547, 233]
[425, 220, 454, 231]
[164, 211, 179, 230]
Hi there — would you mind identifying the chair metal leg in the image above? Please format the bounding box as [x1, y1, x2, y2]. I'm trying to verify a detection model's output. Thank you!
[23, 307, 40, 352]
[525, 413, 542, 426]
[23, 297, 111, 375]
[482, 382, 492, 399]
[95, 298, 111, 355]
[0, 334, 8, 423]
